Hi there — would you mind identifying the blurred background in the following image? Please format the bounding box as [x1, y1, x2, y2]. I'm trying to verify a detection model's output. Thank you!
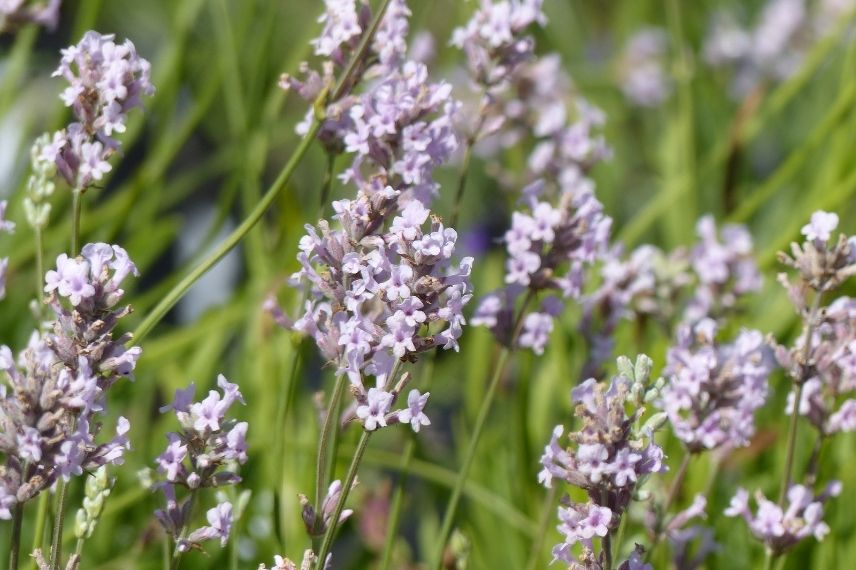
[1, 0, 855, 568]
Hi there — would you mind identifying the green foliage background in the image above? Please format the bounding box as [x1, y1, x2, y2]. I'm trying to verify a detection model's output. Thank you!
[0, 0, 855, 568]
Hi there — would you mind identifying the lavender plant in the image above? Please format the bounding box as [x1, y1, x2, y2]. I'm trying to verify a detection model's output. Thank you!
[151, 375, 248, 566]
[0, 0, 60, 32]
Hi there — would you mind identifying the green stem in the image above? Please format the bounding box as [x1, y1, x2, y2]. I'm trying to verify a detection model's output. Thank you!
[28, 493, 50, 570]
[646, 452, 692, 562]
[379, 438, 416, 570]
[312, 374, 349, 544]
[318, 153, 336, 218]
[525, 486, 558, 570]
[314, 430, 373, 568]
[170, 491, 198, 570]
[131, 0, 395, 345]
[34, 226, 44, 302]
[131, 117, 321, 343]
[49, 478, 69, 570]
[10, 501, 24, 570]
[71, 188, 83, 255]
[763, 549, 777, 570]
[778, 293, 823, 505]
[430, 293, 533, 569]
[449, 96, 488, 228]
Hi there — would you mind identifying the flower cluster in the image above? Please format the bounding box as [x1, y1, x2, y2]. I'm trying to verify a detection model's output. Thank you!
[472, 185, 611, 353]
[0, 200, 14, 299]
[152, 374, 248, 553]
[451, 0, 546, 89]
[684, 215, 762, 325]
[0, 243, 140, 518]
[658, 318, 771, 453]
[281, 0, 412, 147]
[300, 479, 355, 540]
[538, 356, 668, 566]
[0, 0, 60, 32]
[702, 0, 848, 97]
[42, 31, 154, 191]
[281, 199, 472, 431]
[725, 482, 840, 555]
[618, 28, 671, 107]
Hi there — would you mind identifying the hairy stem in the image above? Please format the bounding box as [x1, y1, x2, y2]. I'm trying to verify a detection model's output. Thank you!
[379, 437, 416, 570]
[779, 292, 823, 505]
[646, 452, 692, 562]
[71, 188, 83, 255]
[525, 485, 558, 570]
[28, 493, 50, 570]
[312, 374, 349, 546]
[430, 291, 534, 569]
[49, 478, 69, 570]
[10, 501, 24, 570]
[449, 96, 488, 228]
[314, 430, 373, 568]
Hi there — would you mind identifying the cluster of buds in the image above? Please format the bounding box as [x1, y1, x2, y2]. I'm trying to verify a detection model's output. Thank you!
[278, 200, 472, 431]
[42, 31, 154, 191]
[300, 479, 355, 541]
[74, 465, 114, 541]
[538, 356, 668, 567]
[725, 482, 841, 556]
[152, 375, 248, 554]
[0, 0, 60, 32]
[658, 318, 772, 453]
[258, 550, 319, 570]
[0, 243, 140, 518]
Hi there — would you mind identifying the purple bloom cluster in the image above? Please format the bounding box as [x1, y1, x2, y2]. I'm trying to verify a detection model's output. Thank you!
[701, 0, 848, 96]
[42, 31, 154, 191]
[300, 479, 355, 540]
[0, 0, 61, 32]
[283, 198, 472, 431]
[472, 185, 611, 353]
[0, 243, 140, 518]
[451, 0, 546, 89]
[258, 551, 318, 570]
[685, 215, 762, 325]
[725, 482, 840, 555]
[538, 357, 668, 566]
[281, 0, 413, 147]
[618, 28, 671, 108]
[658, 318, 771, 453]
[153, 374, 248, 553]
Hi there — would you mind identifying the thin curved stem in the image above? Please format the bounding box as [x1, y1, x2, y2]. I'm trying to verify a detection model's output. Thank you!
[10, 501, 24, 570]
[379, 437, 416, 570]
[314, 431, 372, 568]
[49, 479, 69, 570]
[430, 291, 534, 569]
[525, 486, 558, 570]
[778, 292, 823, 505]
[71, 188, 83, 255]
[28, 493, 50, 570]
[645, 452, 692, 562]
[312, 374, 349, 545]
[132, 0, 396, 344]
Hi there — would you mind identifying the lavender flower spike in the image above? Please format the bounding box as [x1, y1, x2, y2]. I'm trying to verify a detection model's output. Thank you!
[43, 31, 154, 190]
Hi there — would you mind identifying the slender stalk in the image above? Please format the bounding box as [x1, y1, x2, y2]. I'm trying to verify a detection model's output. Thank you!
[804, 434, 826, 487]
[49, 478, 69, 570]
[132, 0, 396, 344]
[170, 491, 198, 570]
[71, 188, 83, 255]
[318, 152, 336, 217]
[778, 293, 823, 505]
[645, 452, 692, 562]
[525, 486, 558, 570]
[449, 96, 488, 228]
[10, 501, 24, 570]
[35, 227, 45, 301]
[379, 438, 416, 570]
[28, 493, 50, 570]
[762, 549, 777, 570]
[314, 430, 373, 568]
[312, 375, 349, 545]
[430, 292, 534, 570]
